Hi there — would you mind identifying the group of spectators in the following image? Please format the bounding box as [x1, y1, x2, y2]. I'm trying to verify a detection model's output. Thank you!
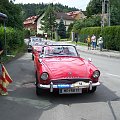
[86, 34, 103, 51]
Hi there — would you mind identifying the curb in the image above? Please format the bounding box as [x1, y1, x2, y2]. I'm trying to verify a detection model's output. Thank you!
[77, 48, 120, 59]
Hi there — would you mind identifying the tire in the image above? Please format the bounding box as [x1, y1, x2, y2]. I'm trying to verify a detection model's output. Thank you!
[36, 86, 42, 96]
[89, 86, 97, 93]
[28, 49, 30, 52]
[35, 71, 43, 96]
[32, 54, 34, 60]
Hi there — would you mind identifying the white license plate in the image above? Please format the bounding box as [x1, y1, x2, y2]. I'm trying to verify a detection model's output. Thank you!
[59, 88, 82, 94]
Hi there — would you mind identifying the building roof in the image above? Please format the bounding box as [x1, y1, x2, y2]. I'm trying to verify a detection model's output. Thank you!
[24, 12, 74, 25]
[55, 12, 74, 20]
[23, 15, 39, 25]
[67, 10, 85, 19]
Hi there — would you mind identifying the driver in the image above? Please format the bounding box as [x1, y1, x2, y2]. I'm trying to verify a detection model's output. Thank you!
[63, 47, 70, 54]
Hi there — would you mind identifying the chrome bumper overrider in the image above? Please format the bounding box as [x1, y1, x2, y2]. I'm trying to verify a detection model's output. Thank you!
[37, 81, 100, 92]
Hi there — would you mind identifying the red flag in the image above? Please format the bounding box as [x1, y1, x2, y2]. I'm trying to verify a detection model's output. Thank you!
[0, 64, 13, 95]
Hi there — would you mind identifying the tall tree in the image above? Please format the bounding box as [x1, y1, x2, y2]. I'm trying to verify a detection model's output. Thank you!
[86, 0, 102, 17]
[41, 3, 56, 38]
[110, 0, 120, 25]
[0, 0, 23, 29]
[57, 17, 66, 39]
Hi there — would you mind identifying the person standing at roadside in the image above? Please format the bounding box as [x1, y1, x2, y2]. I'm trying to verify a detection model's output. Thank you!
[97, 35, 103, 51]
[86, 35, 91, 50]
[91, 34, 96, 50]
[75, 33, 78, 46]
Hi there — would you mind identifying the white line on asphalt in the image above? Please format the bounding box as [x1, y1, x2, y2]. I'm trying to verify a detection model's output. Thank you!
[106, 73, 120, 78]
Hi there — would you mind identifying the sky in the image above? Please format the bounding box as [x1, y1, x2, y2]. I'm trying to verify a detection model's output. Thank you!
[14, 0, 90, 11]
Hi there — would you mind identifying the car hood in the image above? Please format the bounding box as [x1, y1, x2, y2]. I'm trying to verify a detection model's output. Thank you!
[43, 57, 89, 79]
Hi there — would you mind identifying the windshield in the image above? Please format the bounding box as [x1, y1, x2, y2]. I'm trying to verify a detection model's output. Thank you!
[42, 45, 78, 57]
[31, 38, 41, 43]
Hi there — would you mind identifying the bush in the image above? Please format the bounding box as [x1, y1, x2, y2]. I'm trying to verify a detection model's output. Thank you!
[102, 26, 120, 51]
[79, 26, 120, 51]
[0, 26, 25, 54]
[79, 27, 101, 42]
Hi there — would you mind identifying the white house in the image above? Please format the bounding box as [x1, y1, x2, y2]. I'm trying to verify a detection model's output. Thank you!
[35, 12, 74, 35]
[35, 13, 45, 35]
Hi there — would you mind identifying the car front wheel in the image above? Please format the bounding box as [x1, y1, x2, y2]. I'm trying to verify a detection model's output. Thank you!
[89, 86, 97, 93]
[35, 71, 43, 96]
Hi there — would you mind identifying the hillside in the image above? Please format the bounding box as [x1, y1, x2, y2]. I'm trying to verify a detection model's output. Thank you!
[18, 3, 79, 20]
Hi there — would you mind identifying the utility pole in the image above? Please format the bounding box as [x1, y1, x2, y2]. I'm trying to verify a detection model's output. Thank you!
[101, 0, 110, 27]
[106, 0, 110, 26]
[101, 0, 105, 27]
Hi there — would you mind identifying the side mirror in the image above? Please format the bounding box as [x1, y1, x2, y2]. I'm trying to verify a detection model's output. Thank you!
[38, 59, 42, 63]
[88, 58, 92, 62]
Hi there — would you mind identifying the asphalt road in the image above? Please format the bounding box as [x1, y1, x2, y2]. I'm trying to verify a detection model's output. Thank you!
[0, 42, 120, 120]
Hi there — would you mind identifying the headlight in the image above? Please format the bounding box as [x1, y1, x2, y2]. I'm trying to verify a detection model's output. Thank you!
[92, 70, 100, 78]
[40, 72, 49, 80]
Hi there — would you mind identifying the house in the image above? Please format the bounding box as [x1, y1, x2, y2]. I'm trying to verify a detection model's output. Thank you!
[23, 15, 39, 33]
[55, 12, 74, 30]
[67, 10, 86, 20]
[35, 12, 74, 35]
[23, 12, 74, 35]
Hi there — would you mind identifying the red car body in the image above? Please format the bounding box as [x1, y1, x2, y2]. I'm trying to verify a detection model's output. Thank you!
[34, 45, 100, 95]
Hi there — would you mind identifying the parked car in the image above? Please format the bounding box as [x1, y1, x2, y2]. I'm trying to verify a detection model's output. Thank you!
[34, 45, 100, 95]
[32, 41, 45, 60]
[27, 36, 42, 52]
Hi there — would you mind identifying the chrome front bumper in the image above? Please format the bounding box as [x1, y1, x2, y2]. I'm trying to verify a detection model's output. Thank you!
[37, 81, 100, 92]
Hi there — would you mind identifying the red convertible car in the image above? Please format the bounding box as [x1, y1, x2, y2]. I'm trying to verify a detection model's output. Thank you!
[34, 45, 100, 95]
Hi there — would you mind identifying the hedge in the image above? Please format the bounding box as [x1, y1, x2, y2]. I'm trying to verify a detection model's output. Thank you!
[0, 26, 25, 54]
[79, 27, 101, 43]
[79, 26, 120, 51]
[102, 26, 120, 51]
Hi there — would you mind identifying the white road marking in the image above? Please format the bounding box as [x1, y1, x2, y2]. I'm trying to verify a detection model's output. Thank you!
[106, 73, 120, 78]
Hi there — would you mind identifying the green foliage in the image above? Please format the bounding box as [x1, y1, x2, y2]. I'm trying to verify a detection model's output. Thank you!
[57, 17, 66, 39]
[18, 3, 79, 20]
[86, 0, 102, 17]
[102, 26, 120, 50]
[86, 0, 120, 26]
[0, 0, 23, 29]
[79, 27, 101, 42]
[79, 26, 120, 51]
[66, 23, 74, 38]
[0, 26, 25, 54]
[41, 4, 56, 38]
[110, 1, 120, 26]
[72, 16, 101, 33]
[24, 29, 30, 38]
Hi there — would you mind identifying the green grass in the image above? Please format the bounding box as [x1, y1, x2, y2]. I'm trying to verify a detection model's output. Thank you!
[66, 41, 87, 46]
[0, 44, 27, 63]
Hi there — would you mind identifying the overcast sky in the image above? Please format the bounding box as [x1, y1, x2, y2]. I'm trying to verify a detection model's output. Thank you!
[15, 0, 90, 11]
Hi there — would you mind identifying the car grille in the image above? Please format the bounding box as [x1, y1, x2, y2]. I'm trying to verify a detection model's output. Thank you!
[51, 78, 91, 85]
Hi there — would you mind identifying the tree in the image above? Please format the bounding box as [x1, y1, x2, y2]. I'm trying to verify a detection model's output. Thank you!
[110, 0, 120, 25]
[57, 17, 66, 39]
[86, 0, 120, 25]
[0, 0, 23, 29]
[86, 0, 102, 17]
[41, 3, 56, 39]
